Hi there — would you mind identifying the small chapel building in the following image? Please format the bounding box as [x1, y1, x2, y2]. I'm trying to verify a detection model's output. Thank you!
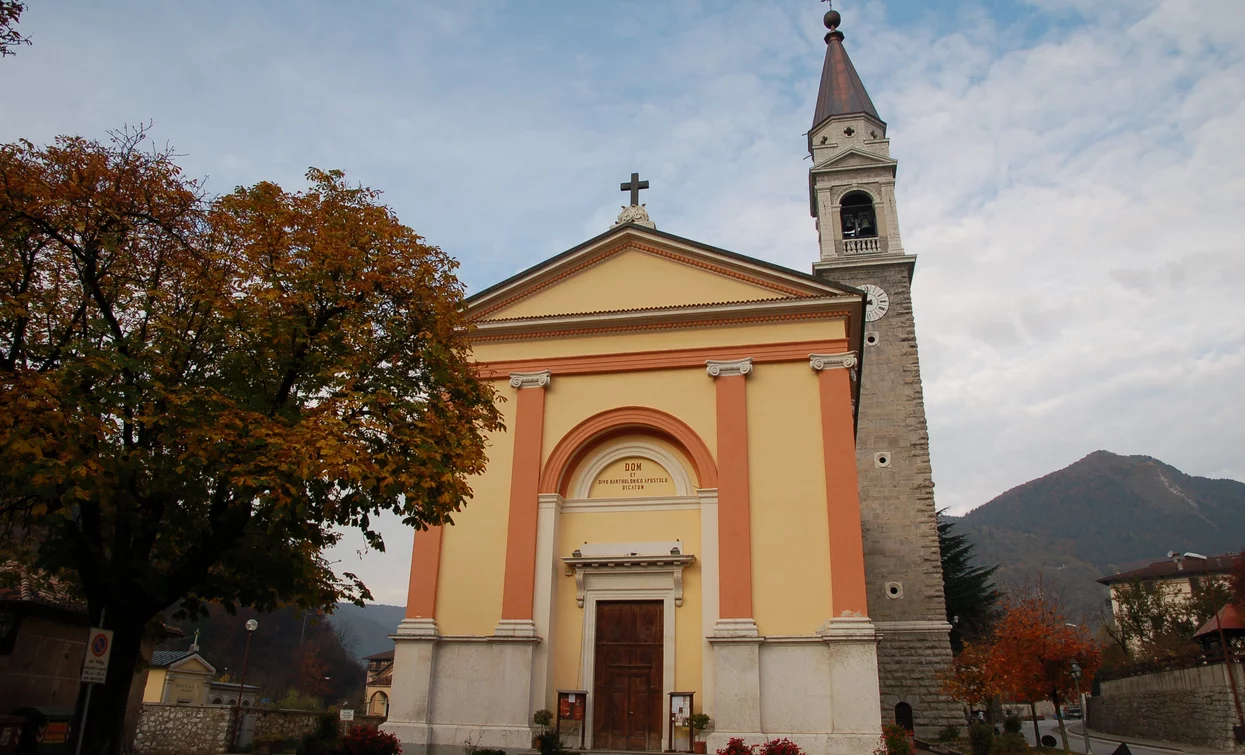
[386, 7, 956, 755]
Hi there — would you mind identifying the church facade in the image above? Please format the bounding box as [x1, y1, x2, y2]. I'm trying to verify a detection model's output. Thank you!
[385, 9, 956, 755]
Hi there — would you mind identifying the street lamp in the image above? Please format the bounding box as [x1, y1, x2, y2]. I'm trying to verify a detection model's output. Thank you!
[1070, 661, 1091, 755]
[232, 619, 259, 750]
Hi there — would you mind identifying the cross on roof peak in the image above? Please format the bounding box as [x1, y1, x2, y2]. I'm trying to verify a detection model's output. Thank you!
[620, 172, 649, 206]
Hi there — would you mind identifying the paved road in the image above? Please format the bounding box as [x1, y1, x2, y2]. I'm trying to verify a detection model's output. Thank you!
[1019, 718, 1185, 755]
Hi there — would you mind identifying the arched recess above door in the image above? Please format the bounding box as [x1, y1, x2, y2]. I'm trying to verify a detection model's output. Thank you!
[540, 406, 718, 496]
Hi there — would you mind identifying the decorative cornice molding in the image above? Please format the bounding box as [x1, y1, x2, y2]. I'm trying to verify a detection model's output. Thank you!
[509, 370, 551, 389]
[476, 338, 849, 380]
[470, 299, 857, 343]
[493, 619, 540, 638]
[390, 618, 439, 639]
[706, 358, 753, 378]
[562, 551, 695, 608]
[809, 352, 857, 371]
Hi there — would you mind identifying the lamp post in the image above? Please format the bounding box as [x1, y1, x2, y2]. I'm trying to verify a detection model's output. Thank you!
[232, 618, 259, 750]
[1070, 661, 1091, 755]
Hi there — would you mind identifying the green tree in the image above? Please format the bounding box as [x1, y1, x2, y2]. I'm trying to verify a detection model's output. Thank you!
[0, 128, 502, 754]
[1, 1, 30, 57]
[1106, 575, 1234, 660]
[938, 510, 1000, 652]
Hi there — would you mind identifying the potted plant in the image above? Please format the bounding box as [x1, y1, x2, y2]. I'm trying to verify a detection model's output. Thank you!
[532, 709, 554, 750]
[689, 713, 711, 754]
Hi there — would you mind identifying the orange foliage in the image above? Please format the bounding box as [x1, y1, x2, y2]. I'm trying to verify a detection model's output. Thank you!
[939, 641, 1002, 708]
[990, 595, 1101, 706]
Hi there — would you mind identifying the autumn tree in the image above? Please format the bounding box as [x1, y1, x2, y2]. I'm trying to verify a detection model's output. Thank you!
[0, 129, 501, 754]
[938, 640, 1001, 716]
[991, 592, 1101, 752]
[1, 1, 30, 57]
[938, 510, 999, 652]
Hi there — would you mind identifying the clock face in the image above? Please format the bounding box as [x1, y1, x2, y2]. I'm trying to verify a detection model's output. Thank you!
[862, 284, 890, 322]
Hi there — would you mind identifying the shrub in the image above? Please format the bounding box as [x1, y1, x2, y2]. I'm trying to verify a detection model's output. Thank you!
[759, 739, 803, 755]
[873, 724, 912, 755]
[533, 709, 554, 728]
[716, 737, 756, 755]
[535, 731, 562, 755]
[1002, 715, 1022, 734]
[968, 724, 993, 755]
[935, 725, 960, 744]
[341, 726, 401, 755]
[992, 732, 1026, 755]
[471, 750, 508, 755]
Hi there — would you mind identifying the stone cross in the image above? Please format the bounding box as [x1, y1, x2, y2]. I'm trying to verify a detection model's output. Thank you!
[620, 172, 649, 206]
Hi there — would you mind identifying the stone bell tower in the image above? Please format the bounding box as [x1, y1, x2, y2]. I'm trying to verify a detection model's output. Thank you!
[807, 6, 960, 735]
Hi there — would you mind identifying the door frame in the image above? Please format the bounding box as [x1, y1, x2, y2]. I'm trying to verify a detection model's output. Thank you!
[581, 587, 676, 751]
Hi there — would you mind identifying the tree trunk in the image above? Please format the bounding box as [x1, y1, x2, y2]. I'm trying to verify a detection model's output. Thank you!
[1029, 701, 1040, 747]
[1050, 689, 1069, 752]
[73, 609, 148, 755]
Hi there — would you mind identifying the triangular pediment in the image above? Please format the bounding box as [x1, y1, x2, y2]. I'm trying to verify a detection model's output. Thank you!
[169, 655, 216, 675]
[469, 224, 856, 322]
[811, 148, 897, 172]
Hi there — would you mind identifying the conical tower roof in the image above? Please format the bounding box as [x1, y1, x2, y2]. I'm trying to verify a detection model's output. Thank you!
[811, 11, 881, 129]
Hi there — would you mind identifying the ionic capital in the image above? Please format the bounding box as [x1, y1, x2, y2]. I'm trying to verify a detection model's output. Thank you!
[809, 352, 857, 372]
[705, 358, 753, 379]
[509, 370, 551, 389]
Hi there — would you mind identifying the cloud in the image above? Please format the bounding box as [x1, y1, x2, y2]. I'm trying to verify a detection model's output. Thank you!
[3, 0, 1242, 604]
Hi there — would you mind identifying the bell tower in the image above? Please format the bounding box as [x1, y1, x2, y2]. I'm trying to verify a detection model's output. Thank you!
[808, 6, 960, 735]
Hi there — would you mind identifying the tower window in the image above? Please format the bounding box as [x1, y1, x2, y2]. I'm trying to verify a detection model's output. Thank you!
[840, 192, 877, 239]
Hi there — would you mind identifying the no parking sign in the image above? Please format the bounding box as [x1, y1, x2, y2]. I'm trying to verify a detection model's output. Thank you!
[81, 627, 113, 684]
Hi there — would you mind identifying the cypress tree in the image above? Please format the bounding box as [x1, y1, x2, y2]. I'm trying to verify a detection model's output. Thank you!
[938, 510, 1001, 653]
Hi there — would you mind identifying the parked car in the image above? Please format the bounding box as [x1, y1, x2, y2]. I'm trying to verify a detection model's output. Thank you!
[1063, 705, 1083, 720]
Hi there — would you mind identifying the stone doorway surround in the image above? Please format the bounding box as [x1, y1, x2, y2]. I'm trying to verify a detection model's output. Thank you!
[563, 541, 695, 752]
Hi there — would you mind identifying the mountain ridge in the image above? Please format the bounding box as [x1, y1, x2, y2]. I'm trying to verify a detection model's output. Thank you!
[952, 450, 1245, 622]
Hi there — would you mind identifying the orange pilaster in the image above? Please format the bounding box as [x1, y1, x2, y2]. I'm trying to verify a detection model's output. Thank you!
[714, 372, 754, 619]
[817, 364, 869, 617]
[405, 526, 443, 619]
[499, 379, 548, 620]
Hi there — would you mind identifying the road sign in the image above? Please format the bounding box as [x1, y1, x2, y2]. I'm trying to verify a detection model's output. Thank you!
[81, 627, 113, 684]
[339, 709, 355, 721]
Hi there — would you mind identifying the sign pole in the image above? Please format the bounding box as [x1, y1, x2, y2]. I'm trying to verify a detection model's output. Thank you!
[74, 607, 105, 755]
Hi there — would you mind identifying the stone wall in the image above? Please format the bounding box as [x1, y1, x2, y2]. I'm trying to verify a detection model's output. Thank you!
[133, 704, 232, 755]
[814, 259, 960, 735]
[133, 703, 387, 755]
[1088, 662, 1244, 751]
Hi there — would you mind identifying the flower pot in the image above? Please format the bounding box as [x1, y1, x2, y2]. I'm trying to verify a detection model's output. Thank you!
[693, 742, 707, 753]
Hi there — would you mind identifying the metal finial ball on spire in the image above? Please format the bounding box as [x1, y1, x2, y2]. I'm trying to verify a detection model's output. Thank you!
[822, 0, 841, 31]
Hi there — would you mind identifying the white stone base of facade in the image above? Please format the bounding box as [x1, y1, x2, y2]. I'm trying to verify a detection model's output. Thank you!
[708, 618, 883, 755]
[382, 628, 540, 755]
[388, 619, 884, 755]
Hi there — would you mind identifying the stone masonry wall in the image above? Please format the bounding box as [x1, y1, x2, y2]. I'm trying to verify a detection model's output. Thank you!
[875, 630, 962, 736]
[1088, 663, 1244, 751]
[133, 704, 232, 755]
[815, 259, 959, 735]
[133, 704, 387, 755]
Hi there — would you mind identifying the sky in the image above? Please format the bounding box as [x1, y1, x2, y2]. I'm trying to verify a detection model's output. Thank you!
[4, 0, 1244, 606]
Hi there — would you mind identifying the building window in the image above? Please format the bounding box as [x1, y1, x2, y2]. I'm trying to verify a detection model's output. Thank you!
[840, 192, 878, 239]
[212, 697, 223, 705]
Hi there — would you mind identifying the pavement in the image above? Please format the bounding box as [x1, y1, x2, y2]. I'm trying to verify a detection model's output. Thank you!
[1021, 718, 1228, 755]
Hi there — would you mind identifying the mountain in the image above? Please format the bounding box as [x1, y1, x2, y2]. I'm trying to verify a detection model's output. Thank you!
[953, 451, 1245, 623]
[328, 602, 405, 660]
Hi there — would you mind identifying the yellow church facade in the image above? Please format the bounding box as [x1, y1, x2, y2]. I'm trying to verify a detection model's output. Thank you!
[384, 225, 883, 755]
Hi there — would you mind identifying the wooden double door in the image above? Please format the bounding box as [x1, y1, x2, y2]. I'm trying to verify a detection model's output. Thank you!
[592, 601, 664, 751]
